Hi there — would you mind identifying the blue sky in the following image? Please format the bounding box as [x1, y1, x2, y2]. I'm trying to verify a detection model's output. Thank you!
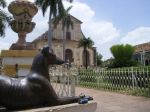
[1, 0, 150, 60]
[82, 0, 150, 33]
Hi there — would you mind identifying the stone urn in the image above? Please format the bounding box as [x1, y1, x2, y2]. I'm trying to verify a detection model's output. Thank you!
[8, 0, 38, 50]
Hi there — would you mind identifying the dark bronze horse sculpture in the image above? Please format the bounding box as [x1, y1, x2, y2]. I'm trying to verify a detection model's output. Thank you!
[0, 47, 86, 110]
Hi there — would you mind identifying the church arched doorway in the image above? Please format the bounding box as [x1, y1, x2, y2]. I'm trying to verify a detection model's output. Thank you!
[82, 50, 90, 67]
[65, 49, 73, 64]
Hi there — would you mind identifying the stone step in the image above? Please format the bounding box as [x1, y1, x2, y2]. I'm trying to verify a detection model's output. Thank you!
[0, 106, 7, 112]
[18, 101, 97, 112]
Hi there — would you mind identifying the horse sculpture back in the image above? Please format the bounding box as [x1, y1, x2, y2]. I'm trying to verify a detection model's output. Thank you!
[0, 47, 79, 110]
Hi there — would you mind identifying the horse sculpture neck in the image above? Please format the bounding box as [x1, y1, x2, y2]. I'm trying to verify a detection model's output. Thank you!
[30, 54, 50, 81]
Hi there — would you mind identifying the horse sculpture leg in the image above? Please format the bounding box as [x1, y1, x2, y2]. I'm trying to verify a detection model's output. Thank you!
[45, 83, 79, 105]
[28, 74, 79, 106]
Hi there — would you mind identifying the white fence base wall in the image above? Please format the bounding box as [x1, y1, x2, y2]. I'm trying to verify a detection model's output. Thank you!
[18, 101, 97, 112]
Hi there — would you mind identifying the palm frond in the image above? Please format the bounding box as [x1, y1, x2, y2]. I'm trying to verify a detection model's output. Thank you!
[57, 0, 65, 17]
[66, 0, 73, 2]
[53, 6, 73, 30]
[0, 0, 6, 8]
[34, 0, 43, 7]
[42, 0, 50, 16]
[78, 37, 94, 50]
[66, 6, 73, 12]
[0, 9, 12, 37]
[35, 0, 66, 18]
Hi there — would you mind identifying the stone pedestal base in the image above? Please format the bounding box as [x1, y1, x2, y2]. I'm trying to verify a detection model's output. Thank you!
[18, 101, 97, 112]
[10, 43, 35, 50]
[1, 50, 38, 77]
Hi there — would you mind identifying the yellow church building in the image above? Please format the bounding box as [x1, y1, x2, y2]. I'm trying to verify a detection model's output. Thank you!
[30, 15, 96, 67]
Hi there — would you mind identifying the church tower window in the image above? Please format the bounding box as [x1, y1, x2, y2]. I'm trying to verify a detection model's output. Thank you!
[66, 32, 71, 40]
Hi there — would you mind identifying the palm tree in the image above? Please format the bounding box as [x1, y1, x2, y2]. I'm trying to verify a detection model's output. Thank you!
[34, 0, 73, 52]
[0, 0, 12, 37]
[53, 6, 73, 61]
[96, 52, 103, 66]
[78, 37, 94, 69]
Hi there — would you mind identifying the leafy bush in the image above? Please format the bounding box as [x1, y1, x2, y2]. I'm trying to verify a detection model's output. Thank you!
[110, 44, 139, 68]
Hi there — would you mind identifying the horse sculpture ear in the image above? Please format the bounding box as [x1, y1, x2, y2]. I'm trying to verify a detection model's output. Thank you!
[41, 46, 64, 65]
[41, 47, 50, 57]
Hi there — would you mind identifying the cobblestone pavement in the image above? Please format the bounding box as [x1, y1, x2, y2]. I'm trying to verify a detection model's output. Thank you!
[75, 87, 150, 112]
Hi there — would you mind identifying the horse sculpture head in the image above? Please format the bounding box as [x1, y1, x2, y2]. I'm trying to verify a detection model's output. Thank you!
[41, 47, 64, 65]
[30, 47, 64, 81]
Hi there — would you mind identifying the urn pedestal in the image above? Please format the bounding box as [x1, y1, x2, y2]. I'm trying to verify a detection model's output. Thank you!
[1, 50, 38, 77]
[1, 0, 38, 77]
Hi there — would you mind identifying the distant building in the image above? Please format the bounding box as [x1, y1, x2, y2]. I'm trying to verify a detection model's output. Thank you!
[133, 42, 150, 66]
[29, 15, 96, 67]
[0, 57, 2, 66]
[0, 55, 2, 73]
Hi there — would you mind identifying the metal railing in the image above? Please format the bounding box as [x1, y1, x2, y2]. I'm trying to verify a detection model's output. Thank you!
[49, 65, 78, 97]
[0, 66, 3, 74]
[78, 66, 150, 97]
[0, 64, 78, 97]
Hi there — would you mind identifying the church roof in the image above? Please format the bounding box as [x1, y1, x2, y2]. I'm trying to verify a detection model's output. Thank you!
[32, 15, 83, 43]
[51, 14, 82, 24]
[135, 42, 150, 53]
[33, 31, 48, 42]
[68, 14, 82, 24]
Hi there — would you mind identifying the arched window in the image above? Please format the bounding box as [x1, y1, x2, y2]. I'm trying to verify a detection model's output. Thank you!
[65, 49, 73, 63]
[66, 32, 71, 40]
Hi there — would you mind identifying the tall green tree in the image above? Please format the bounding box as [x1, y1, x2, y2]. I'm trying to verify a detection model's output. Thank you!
[34, 0, 73, 52]
[53, 6, 73, 61]
[110, 44, 136, 67]
[78, 37, 94, 69]
[0, 0, 11, 37]
[96, 52, 103, 66]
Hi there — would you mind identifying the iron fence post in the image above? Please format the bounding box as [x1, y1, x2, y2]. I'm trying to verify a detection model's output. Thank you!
[131, 67, 135, 89]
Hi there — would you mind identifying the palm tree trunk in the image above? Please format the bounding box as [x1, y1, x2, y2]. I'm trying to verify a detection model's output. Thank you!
[85, 50, 88, 69]
[84, 47, 88, 69]
[63, 29, 65, 61]
[48, 10, 52, 52]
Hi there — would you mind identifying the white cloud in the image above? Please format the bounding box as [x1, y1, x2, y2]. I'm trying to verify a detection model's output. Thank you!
[121, 27, 150, 45]
[64, 1, 95, 22]
[82, 21, 120, 59]
[0, 41, 10, 51]
[82, 21, 120, 44]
